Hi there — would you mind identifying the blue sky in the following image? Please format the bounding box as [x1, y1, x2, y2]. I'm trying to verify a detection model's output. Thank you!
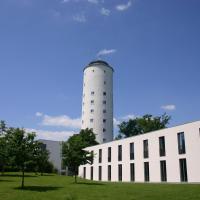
[0, 0, 200, 141]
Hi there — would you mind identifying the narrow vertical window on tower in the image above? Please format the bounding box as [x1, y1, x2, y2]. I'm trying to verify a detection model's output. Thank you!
[103, 92, 106, 96]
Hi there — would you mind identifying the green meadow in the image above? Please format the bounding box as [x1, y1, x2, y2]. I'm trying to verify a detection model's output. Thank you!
[0, 173, 200, 200]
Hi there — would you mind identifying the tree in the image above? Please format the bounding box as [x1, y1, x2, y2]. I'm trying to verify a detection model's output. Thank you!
[7, 128, 38, 188]
[117, 113, 171, 138]
[0, 121, 8, 175]
[62, 128, 98, 183]
[34, 141, 50, 176]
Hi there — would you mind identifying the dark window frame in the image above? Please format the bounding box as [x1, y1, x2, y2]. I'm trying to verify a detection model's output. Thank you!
[99, 149, 102, 163]
[143, 140, 149, 158]
[178, 132, 186, 154]
[118, 164, 122, 181]
[159, 136, 166, 157]
[144, 162, 150, 182]
[130, 143, 135, 160]
[108, 147, 111, 162]
[118, 145, 122, 161]
[130, 163, 135, 182]
[160, 160, 167, 182]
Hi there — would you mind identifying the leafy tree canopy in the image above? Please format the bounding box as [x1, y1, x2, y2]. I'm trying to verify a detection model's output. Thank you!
[117, 113, 171, 138]
[62, 128, 98, 183]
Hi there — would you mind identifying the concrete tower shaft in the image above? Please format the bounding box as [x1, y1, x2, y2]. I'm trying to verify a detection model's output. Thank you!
[81, 61, 114, 144]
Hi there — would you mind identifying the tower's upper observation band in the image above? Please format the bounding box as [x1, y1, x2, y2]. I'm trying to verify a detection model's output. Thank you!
[83, 60, 114, 72]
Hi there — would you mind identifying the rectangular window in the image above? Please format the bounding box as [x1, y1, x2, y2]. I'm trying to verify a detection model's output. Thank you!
[103, 109, 107, 113]
[108, 165, 111, 181]
[99, 166, 102, 181]
[179, 159, 188, 182]
[99, 149, 102, 163]
[91, 100, 94, 105]
[118, 164, 122, 181]
[118, 145, 122, 161]
[130, 163, 135, 182]
[83, 167, 86, 179]
[143, 140, 149, 158]
[103, 119, 106, 123]
[160, 161, 167, 182]
[159, 136, 166, 157]
[103, 128, 106, 132]
[178, 132, 186, 154]
[103, 92, 106, 96]
[144, 162, 150, 182]
[103, 100, 106, 105]
[90, 119, 94, 123]
[130, 143, 134, 160]
[91, 109, 94, 113]
[108, 147, 111, 162]
[91, 167, 93, 180]
[91, 91, 95, 95]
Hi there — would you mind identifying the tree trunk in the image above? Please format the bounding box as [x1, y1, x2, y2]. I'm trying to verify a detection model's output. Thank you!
[75, 174, 77, 184]
[21, 168, 25, 189]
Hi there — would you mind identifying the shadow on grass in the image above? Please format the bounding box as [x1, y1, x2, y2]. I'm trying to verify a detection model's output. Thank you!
[0, 179, 14, 182]
[14, 186, 63, 192]
[76, 182, 105, 186]
[2, 174, 37, 178]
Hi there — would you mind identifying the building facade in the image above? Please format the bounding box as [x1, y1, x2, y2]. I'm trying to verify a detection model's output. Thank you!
[39, 139, 62, 174]
[79, 121, 200, 183]
[81, 61, 114, 144]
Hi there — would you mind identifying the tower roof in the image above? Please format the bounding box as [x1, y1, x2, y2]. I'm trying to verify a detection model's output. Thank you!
[84, 60, 114, 72]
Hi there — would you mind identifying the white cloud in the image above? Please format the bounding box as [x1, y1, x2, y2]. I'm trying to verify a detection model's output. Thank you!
[113, 118, 120, 127]
[88, 0, 98, 4]
[61, 0, 70, 3]
[41, 114, 81, 129]
[97, 49, 117, 57]
[121, 114, 137, 120]
[36, 112, 43, 117]
[161, 105, 176, 111]
[116, 1, 132, 11]
[26, 128, 75, 141]
[100, 8, 110, 16]
[73, 13, 86, 23]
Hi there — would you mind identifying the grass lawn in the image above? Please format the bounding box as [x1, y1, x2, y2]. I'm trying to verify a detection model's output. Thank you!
[0, 173, 200, 200]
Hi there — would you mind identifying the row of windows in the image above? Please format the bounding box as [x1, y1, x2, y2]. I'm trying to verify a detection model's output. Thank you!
[84, 69, 107, 75]
[82, 119, 107, 124]
[83, 91, 107, 97]
[83, 100, 107, 105]
[90, 109, 107, 114]
[96, 132, 186, 163]
[83, 159, 188, 182]
[84, 81, 107, 86]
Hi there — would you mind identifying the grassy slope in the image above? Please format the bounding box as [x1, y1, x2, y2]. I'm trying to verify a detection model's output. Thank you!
[0, 173, 200, 200]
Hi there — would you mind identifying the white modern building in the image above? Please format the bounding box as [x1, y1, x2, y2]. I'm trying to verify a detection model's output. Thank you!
[79, 60, 200, 183]
[81, 61, 114, 144]
[79, 121, 200, 183]
[39, 139, 62, 174]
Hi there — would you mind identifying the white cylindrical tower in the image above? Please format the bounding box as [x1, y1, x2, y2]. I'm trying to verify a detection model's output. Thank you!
[81, 60, 114, 144]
